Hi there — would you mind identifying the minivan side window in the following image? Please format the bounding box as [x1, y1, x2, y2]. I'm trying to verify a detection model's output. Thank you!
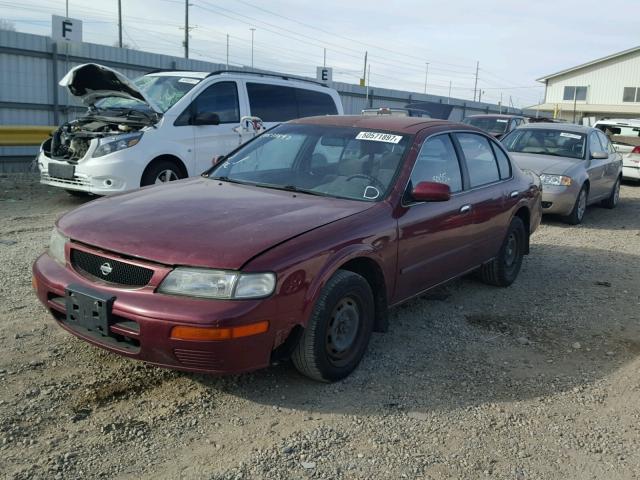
[410, 134, 462, 193]
[296, 89, 338, 117]
[193, 81, 240, 123]
[247, 83, 298, 122]
[456, 133, 501, 187]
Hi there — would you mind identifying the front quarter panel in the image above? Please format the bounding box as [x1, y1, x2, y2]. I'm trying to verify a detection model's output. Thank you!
[243, 202, 397, 347]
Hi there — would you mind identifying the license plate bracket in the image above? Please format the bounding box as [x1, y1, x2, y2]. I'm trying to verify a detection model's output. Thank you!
[65, 284, 115, 337]
[48, 162, 75, 180]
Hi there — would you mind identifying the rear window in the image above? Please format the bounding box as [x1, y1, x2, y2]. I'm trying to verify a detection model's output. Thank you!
[247, 83, 337, 122]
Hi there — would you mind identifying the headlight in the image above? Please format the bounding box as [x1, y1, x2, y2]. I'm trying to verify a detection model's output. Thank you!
[48, 228, 68, 266]
[92, 132, 143, 158]
[158, 268, 276, 299]
[539, 174, 572, 186]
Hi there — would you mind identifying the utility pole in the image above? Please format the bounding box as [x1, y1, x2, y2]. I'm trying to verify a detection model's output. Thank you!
[499, 92, 503, 113]
[448, 81, 452, 104]
[361, 51, 367, 87]
[117, 0, 123, 48]
[250, 28, 256, 68]
[473, 60, 479, 102]
[65, 0, 69, 17]
[479, 89, 483, 103]
[424, 62, 429, 95]
[226, 34, 229, 70]
[365, 63, 371, 104]
[323, 48, 326, 67]
[184, 0, 189, 58]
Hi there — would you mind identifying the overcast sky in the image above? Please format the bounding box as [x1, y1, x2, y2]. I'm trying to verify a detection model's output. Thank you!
[1, 0, 639, 107]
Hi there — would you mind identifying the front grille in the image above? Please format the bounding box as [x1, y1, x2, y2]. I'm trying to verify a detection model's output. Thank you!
[41, 173, 91, 187]
[70, 249, 154, 287]
[174, 349, 224, 369]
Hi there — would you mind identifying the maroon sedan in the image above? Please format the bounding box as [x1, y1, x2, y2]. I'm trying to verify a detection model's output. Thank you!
[33, 116, 541, 382]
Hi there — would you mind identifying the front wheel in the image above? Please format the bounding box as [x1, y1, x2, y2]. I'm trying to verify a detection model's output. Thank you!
[563, 185, 588, 225]
[141, 160, 184, 187]
[480, 216, 526, 287]
[292, 270, 374, 382]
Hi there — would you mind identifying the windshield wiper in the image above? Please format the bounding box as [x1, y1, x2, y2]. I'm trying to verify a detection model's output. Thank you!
[260, 184, 328, 197]
[212, 176, 253, 185]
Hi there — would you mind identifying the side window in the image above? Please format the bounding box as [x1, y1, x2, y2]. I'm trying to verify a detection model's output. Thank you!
[193, 82, 239, 123]
[491, 142, 512, 179]
[247, 83, 297, 122]
[456, 133, 501, 187]
[296, 89, 338, 117]
[411, 135, 462, 193]
[596, 131, 614, 154]
[589, 132, 603, 153]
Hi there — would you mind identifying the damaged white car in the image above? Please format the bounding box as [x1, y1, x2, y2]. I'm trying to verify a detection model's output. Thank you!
[38, 63, 343, 195]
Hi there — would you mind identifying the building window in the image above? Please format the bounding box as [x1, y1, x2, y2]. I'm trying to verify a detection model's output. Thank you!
[563, 86, 587, 101]
[623, 87, 640, 103]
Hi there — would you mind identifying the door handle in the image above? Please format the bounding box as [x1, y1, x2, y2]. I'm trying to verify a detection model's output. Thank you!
[459, 204, 472, 214]
[509, 190, 519, 198]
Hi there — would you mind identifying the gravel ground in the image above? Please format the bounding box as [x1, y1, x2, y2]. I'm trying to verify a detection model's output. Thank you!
[1, 174, 639, 480]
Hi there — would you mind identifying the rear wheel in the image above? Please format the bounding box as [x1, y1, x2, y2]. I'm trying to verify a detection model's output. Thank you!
[563, 185, 588, 225]
[601, 177, 620, 209]
[480, 216, 526, 287]
[141, 160, 184, 187]
[292, 270, 374, 382]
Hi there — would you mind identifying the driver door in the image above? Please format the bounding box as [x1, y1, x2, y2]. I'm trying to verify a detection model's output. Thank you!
[586, 132, 609, 200]
[190, 81, 247, 174]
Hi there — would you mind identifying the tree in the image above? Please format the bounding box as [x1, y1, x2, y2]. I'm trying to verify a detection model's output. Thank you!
[0, 19, 16, 31]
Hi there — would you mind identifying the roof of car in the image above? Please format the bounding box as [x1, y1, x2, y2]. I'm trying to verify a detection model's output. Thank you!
[515, 122, 593, 133]
[594, 118, 640, 127]
[291, 115, 462, 134]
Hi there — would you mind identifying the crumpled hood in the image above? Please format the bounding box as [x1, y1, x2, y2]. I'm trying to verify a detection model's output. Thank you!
[60, 63, 161, 113]
[509, 152, 579, 175]
[57, 178, 373, 269]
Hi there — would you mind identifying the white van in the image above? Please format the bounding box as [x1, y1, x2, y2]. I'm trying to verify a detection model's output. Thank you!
[37, 63, 343, 195]
[593, 118, 640, 181]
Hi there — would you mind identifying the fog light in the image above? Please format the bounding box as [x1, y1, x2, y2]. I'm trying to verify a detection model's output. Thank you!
[170, 321, 269, 341]
[104, 179, 113, 187]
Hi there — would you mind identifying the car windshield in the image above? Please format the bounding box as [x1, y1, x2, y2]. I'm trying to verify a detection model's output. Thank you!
[211, 124, 411, 202]
[96, 75, 201, 113]
[501, 128, 586, 160]
[464, 117, 509, 135]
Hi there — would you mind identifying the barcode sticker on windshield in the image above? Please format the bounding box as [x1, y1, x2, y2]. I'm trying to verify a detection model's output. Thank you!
[496, 119, 508, 123]
[356, 132, 403, 144]
[560, 132, 582, 140]
[178, 77, 200, 84]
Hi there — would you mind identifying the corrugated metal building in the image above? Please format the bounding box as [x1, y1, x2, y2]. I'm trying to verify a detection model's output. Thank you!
[532, 46, 640, 123]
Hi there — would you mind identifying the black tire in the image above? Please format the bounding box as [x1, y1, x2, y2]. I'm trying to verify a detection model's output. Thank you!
[65, 189, 92, 198]
[141, 160, 184, 187]
[480, 216, 526, 287]
[601, 177, 620, 209]
[563, 184, 588, 225]
[292, 270, 374, 382]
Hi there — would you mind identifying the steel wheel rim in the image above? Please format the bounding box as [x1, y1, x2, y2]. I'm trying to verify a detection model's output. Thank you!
[577, 190, 587, 220]
[326, 296, 360, 362]
[155, 169, 179, 184]
[504, 232, 518, 268]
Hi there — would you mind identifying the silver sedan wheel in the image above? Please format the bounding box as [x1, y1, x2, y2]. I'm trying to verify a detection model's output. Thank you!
[576, 189, 587, 221]
[154, 169, 179, 184]
[613, 180, 620, 205]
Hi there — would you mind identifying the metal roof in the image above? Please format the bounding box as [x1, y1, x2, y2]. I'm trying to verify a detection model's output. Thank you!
[536, 45, 640, 82]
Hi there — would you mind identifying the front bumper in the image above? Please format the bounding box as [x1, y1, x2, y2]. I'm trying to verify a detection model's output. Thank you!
[32, 252, 279, 374]
[540, 183, 580, 216]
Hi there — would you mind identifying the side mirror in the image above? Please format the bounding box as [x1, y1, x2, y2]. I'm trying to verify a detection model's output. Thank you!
[591, 151, 609, 160]
[211, 155, 225, 167]
[411, 181, 451, 202]
[192, 111, 220, 126]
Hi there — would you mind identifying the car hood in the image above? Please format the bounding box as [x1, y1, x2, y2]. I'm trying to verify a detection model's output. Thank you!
[59, 63, 162, 113]
[57, 178, 374, 269]
[509, 152, 579, 175]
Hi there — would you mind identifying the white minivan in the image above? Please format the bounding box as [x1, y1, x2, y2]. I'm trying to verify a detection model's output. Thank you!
[38, 63, 343, 195]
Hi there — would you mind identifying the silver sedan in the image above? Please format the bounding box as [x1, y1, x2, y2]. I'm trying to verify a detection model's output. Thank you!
[501, 124, 622, 224]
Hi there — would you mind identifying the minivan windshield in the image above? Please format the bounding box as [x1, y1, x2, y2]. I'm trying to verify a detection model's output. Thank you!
[211, 124, 411, 202]
[96, 75, 201, 113]
[501, 128, 586, 160]
[464, 117, 509, 135]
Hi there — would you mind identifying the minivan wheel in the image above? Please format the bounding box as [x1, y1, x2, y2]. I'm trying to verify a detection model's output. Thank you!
[601, 177, 620, 209]
[564, 185, 588, 225]
[292, 270, 374, 382]
[141, 160, 184, 187]
[480, 216, 526, 287]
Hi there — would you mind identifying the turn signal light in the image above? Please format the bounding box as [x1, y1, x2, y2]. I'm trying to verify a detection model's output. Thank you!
[631, 146, 640, 154]
[170, 321, 269, 341]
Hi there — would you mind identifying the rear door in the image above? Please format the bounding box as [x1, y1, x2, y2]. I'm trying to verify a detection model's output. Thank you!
[395, 133, 477, 301]
[597, 130, 622, 190]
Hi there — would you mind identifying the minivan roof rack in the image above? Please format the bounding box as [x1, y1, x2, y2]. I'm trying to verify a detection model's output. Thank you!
[206, 70, 327, 87]
[145, 68, 203, 74]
